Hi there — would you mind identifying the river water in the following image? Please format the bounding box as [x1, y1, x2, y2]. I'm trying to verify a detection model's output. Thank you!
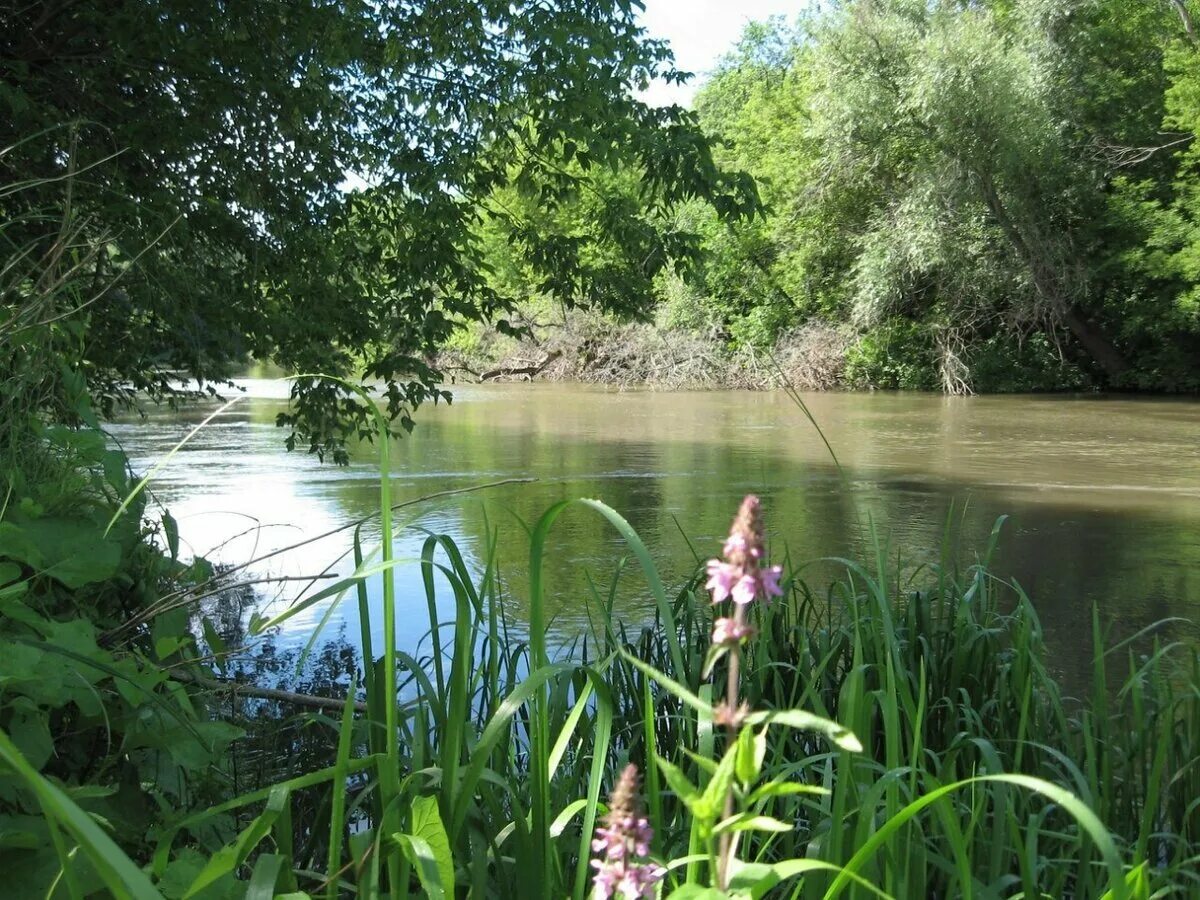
[109, 381, 1200, 679]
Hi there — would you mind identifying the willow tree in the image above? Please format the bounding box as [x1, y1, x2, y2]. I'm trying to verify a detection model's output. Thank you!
[688, 0, 1200, 392]
[1, 0, 758, 457]
[801, 0, 1128, 390]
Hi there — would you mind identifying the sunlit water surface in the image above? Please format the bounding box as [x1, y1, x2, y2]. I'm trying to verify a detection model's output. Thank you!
[110, 382, 1200, 681]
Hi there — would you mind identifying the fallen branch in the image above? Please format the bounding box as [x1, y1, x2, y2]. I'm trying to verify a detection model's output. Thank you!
[480, 349, 562, 381]
[169, 668, 368, 713]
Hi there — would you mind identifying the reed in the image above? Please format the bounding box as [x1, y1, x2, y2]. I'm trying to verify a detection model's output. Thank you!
[3, 390, 1196, 899]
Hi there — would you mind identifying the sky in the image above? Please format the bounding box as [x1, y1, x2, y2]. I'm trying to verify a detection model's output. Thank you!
[637, 0, 810, 107]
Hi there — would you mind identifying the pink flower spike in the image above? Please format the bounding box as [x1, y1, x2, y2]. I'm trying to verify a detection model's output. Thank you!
[706, 560, 737, 604]
[722, 533, 748, 558]
[590, 766, 663, 900]
[732, 573, 758, 605]
[712, 617, 755, 645]
[761, 565, 784, 599]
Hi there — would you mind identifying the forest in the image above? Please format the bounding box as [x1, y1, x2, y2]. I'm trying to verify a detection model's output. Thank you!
[456, 0, 1200, 394]
[1, 1, 1199, 898]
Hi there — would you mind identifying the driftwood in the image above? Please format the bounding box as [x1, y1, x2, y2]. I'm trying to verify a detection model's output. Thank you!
[170, 668, 369, 713]
[480, 350, 561, 381]
[437, 316, 854, 391]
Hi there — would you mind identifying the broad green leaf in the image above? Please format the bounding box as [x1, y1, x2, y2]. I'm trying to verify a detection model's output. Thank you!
[735, 726, 766, 785]
[746, 709, 861, 753]
[409, 795, 454, 894]
[394, 833, 446, 900]
[0, 728, 164, 900]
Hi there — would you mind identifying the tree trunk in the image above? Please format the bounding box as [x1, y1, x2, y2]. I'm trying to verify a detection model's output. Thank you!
[975, 173, 1130, 379]
[1060, 306, 1130, 378]
[1169, 0, 1198, 46]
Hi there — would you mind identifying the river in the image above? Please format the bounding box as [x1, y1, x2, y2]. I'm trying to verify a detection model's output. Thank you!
[109, 381, 1200, 681]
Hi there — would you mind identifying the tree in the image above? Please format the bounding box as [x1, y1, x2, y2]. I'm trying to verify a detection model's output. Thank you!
[1, 0, 758, 457]
[686, 0, 1200, 392]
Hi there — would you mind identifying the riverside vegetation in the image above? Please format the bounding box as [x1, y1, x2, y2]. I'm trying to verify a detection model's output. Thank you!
[2, 0, 1200, 897]
[450, 1, 1200, 394]
[2, 400, 1199, 898]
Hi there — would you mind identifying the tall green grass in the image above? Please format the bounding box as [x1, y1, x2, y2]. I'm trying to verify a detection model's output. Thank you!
[2, 389, 1196, 898]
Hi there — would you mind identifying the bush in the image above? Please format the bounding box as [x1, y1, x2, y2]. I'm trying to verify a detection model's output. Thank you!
[843, 319, 938, 390]
[969, 332, 1091, 392]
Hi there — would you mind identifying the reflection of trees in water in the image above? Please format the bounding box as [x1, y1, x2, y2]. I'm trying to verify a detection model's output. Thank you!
[407, 425, 1200, 681]
[197, 408, 1199, 698]
[194, 577, 361, 850]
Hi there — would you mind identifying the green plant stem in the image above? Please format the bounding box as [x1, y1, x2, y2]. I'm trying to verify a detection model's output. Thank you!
[716, 600, 748, 890]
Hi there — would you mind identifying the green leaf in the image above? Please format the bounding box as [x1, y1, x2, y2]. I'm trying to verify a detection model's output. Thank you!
[727, 861, 778, 897]
[102, 449, 130, 494]
[694, 744, 737, 829]
[155, 636, 189, 660]
[393, 833, 446, 900]
[746, 781, 829, 805]
[655, 754, 700, 806]
[0, 561, 22, 587]
[0, 519, 120, 588]
[735, 726, 766, 785]
[714, 813, 792, 835]
[245, 853, 285, 900]
[409, 795, 454, 894]
[734, 859, 892, 900]
[0, 728, 165, 900]
[665, 887, 729, 899]
[162, 511, 180, 561]
[201, 618, 228, 673]
[745, 709, 861, 753]
[7, 703, 53, 771]
[184, 785, 290, 898]
[618, 649, 712, 716]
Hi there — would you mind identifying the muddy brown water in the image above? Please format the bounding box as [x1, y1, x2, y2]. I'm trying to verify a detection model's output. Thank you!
[110, 382, 1200, 680]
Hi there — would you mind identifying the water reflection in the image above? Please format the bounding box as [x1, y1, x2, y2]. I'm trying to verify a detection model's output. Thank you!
[108, 383, 1200, 681]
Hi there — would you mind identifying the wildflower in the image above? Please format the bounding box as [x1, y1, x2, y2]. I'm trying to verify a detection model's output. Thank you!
[712, 616, 755, 645]
[706, 495, 783, 605]
[705, 559, 738, 603]
[708, 496, 782, 892]
[591, 764, 664, 900]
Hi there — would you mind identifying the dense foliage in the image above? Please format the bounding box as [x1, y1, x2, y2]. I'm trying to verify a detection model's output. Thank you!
[671, 0, 1200, 392]
[2, 1, 1198, 898]
[460, 0, 1200, 394]
[1, 0, 756, 457]
[4, 479, 1198, 898]
[0, 2, 757, 895]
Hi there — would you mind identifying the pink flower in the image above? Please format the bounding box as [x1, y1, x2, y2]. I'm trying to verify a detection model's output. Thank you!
[591, 766, 663, 900]
[706, 496, 784, 606]
[706, 559, 738, 604]
[712, 617, 755, 644]
[760, 564, 783, 599]
[722, 533, 748, 558]
[732, 573, 759, 605]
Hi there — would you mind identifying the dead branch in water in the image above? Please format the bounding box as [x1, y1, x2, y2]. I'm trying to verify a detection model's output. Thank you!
[480, 350, 562, 381]
[439, 314, 853, 392]
[169, 668, 369, 713]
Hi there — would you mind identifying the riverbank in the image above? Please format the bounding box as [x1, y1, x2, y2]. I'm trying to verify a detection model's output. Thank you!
[5, 478, 1197, 897]
[438, 312, 856, 391]
[436, 309, 1102, 395]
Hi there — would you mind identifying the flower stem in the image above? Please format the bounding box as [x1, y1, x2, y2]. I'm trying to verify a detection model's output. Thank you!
[716, 601, 747, 889]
